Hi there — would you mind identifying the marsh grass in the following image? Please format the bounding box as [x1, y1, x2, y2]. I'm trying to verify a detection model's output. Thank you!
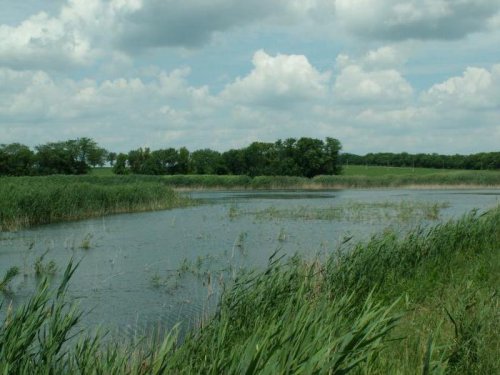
[0, 267, 19, 295]
[79, 233, 93, 250]
[164, 171, 500, 189]
[0, 175, 193, 231]
[1, 207, 499, 373]
[248, 200, 450, 223]
[33, 251, 57, 277]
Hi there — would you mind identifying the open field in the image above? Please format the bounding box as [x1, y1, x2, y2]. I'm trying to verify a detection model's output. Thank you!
[1, 206, 498, 373]
[89, 167, 114, 176]
[0, 176, 193, 231]
[342, 165, 470, 176]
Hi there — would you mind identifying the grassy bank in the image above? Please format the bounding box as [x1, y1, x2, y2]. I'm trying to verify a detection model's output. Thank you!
[1, 207, 498, 373]
[342, 165, 466, 176]
[0, 175, 193, 231]
[167, 172, 500, 189]
[91, 166, 500, 189]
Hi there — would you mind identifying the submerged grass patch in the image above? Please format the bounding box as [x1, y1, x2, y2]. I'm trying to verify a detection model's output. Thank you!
[0, 175, 194, 231]
[1, 207, 498, 373]
[247, 200, 450, 223]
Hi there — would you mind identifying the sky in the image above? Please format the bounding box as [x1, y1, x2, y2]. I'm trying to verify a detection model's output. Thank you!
[1, 0, 500, 154]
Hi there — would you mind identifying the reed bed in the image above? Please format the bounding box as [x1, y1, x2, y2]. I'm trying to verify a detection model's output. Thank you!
[158, 172, 500, 189]
[0, 176, 192, 231]
[1, 207, 498, 373]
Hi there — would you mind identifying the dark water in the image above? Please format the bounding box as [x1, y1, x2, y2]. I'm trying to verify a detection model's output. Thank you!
[1, 189, 499, 337]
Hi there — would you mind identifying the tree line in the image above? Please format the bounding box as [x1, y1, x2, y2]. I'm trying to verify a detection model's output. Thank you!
[0, 138, 108, 176]
[3, 137, 498, 177]
[341, 152, 500, 170]
[113, 137, 343, 177]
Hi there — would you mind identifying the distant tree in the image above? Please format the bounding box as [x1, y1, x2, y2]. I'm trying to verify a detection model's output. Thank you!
[323, 137, 342, 175]
[0, 143, 35, 176]
[243, 142, 275, 177]
[153, 148, 180, 174]
[294, 137, 326, 178]
[64, 137, 108, 167]
[272, 138, 300, 176]
[107, 152, 117, 166]
[127, 148, 150, 174]
[190, 149, 225, 174]
[113, 153, 128, 174]
[222, 149, 245, 175]
[35, 141, 87, 174]
[177, 147, 190, 174]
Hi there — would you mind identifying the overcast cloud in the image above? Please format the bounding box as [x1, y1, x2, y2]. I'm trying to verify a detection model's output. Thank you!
[0, 0, 499, 154]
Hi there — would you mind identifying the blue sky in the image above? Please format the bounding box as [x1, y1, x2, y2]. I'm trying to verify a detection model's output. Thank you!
[1, 0, 499, 154]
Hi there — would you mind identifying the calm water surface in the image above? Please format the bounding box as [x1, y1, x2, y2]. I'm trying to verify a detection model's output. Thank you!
[1, 189, 499, 337]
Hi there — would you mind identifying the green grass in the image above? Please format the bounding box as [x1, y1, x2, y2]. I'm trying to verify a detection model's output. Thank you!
[92, 167, 500, 189]
[1, 207, 498, 373]
[0, 175, 193, 231]
[246, 200, 450, 222]
[342, 165, 463, 176]
[89, 167, 114, 176]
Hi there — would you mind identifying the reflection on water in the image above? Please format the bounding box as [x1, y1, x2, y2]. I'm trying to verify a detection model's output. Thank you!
[0, 189, 499, 338]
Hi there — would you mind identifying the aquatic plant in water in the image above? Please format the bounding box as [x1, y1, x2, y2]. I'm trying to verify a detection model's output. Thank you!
[0, 267, 19, 294]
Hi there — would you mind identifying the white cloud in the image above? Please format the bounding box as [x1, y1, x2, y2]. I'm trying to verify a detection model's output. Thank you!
[0, 0, 321, 69]
[0, 65, 220, 150]
[424, 65, 500, 109]
[333, 64, 413, 104]
[221, 50, 330, 108]
[335, 0, 500, 40]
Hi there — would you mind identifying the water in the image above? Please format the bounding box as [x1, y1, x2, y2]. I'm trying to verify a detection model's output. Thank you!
[1, 188, 499, 337]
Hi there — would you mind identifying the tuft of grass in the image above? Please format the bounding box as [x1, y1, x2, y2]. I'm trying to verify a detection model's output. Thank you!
[0, 267, 19, 294]
[34, 252, 57, 277]
[79, 233, 93, 250]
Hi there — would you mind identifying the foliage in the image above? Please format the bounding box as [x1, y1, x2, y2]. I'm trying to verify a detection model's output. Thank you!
[0, 138, 108, 176]
[0, 143, 35, 176]
[117, 137, 343, 177]
[0, 267, 19, 294]
[342, 151, 500, 170]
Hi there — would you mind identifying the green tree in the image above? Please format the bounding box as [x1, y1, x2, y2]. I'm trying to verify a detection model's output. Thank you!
[113, 153, 128, 174]
[107, 152, 117, 166]
[0, 143, 35, 176]
[190, 149, 225, 174]
[177, 147, 190, 174]
[323, 137, 342, 175]
[294, 138, 326, 178]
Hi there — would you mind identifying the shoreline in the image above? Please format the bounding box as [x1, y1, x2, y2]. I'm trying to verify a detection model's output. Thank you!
[173, 184, 500, 192]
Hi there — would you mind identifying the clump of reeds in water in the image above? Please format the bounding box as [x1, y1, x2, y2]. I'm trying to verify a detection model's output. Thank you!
[0, 175, 193, 231]
[249, 200, 450, 223]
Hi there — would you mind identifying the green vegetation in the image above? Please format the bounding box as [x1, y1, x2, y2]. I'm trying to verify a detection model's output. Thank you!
[89, 167, 114, 176]
[1, 208, 498, 373]
[0, 267, 19, 294]
[153, 171, 499, 189]
[247, 200, 450, 222]
[116, 137, 343, 177]
[342, 151, 500, 170]
[315, 170, 500, 188]
[342, 165, 461, 176]
[33, 251, 58, 277]
[0, 138, 108, 176]
[0, 175, 193, 231]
